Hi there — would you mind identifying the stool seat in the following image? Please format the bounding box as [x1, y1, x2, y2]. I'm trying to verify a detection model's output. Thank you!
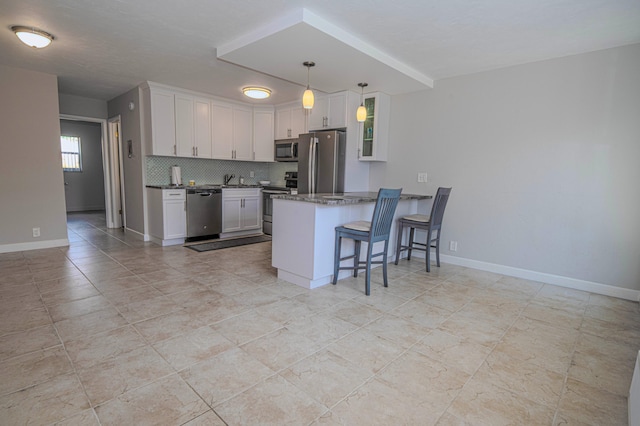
[333, 188, 402, 295]
[402, 214, 429, 223]
[343, 221, 371, 232]
[395, 187, 451, 272]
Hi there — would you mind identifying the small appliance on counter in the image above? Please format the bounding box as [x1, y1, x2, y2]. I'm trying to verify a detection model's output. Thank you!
[170, 165, 182, 186]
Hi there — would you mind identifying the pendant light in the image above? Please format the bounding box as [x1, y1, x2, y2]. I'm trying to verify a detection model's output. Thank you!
[302, 61, 315, 109]
[356, 82, 368, 122]
[11, 25, 54, 48]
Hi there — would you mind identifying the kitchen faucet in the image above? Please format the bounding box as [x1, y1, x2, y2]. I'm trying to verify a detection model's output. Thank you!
[223, 174, 235, 185]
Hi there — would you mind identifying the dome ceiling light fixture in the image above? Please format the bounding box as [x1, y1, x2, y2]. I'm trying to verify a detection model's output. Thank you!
[11, 25, 54, 49]
[242, 87, 272, 99]
[356, 82, 368, 123]
[302, 61, 315, 109]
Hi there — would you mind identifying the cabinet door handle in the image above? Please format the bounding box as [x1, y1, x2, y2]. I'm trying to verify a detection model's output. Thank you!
[174, 144, 177, 155]
[195, 146, 198, 156]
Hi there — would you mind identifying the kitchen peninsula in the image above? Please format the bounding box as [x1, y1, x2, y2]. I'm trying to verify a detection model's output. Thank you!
[271, 192, 432, 289]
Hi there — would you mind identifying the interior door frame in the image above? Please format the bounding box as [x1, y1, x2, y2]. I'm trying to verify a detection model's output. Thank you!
[59, 114, 121, 227]
[108, 115, 126, 229]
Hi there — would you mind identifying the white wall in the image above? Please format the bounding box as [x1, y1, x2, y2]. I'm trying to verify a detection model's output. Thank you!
[371, 43, 640, 292]
[59, 94, 108, 119]
[108, 87, 146, 236]
[0, 65, 68, 251]
[60, 120, 106, 212]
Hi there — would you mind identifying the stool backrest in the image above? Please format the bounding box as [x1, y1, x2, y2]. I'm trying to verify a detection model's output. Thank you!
[370, 188, 402, 242]
[429, 187, 452, 231]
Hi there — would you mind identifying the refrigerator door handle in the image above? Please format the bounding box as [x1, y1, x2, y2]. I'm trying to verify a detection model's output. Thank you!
[309, 137, 317, 194]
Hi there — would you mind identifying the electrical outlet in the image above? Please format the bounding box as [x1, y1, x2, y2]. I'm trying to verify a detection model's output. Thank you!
[33, 227, 40, 238]
[417, 172, 428, 183]
[249, 171, 255, 178]
[449, 241, 457, 251]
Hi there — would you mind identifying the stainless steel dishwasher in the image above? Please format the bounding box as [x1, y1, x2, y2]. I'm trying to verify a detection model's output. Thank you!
[186, 188, 222, 239]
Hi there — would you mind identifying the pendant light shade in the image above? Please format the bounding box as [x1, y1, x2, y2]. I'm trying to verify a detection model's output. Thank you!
[302, 88, 314, 109]
[356, 82, 368, 123]
[302, 61, 315, 109]
[11, 26, 54, 48]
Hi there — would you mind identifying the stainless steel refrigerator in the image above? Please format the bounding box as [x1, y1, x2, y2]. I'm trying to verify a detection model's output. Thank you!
[298, 130, 346, 194]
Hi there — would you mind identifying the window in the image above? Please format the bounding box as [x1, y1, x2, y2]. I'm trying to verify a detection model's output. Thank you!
[61, 135, 82, 172]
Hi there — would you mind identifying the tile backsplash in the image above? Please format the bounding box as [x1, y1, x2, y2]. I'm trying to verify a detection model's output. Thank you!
[146, 156, 296, 187]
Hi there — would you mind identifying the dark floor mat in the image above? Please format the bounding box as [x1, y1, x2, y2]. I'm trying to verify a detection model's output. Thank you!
[186, 235, 272, 252]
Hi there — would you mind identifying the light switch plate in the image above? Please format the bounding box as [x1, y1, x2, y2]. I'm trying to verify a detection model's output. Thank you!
[417, 172, 428, 183]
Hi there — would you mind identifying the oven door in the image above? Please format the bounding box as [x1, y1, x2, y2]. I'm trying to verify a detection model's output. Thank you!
[262, 190, 289, 235]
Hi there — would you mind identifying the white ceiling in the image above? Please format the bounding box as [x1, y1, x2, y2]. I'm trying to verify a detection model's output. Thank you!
[1, 0, 639, 104]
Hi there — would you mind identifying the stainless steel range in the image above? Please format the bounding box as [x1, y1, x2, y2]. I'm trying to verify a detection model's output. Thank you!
[262, 172, 297, 235]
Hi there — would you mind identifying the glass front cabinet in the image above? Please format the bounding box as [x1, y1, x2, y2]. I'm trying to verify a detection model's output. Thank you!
[358, 92, 390, 161]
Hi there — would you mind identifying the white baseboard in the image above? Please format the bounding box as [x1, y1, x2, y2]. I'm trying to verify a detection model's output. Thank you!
[124, 227, 148, 242]
[149, 235, 184, 246]
[437, 253, 640, 302]
[0, 238, 69, 254]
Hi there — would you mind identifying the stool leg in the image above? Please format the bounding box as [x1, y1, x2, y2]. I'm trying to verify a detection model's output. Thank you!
[353, 240, 361, 278]
[394, 221, 403, 265]
[435, 229, 441, 267]
[365, 243, 373, 295]
[407, 227, 415, 260]
[332, 230, 341, 284]
[426, 229, 432, 272]
[382, 240, 389, 287]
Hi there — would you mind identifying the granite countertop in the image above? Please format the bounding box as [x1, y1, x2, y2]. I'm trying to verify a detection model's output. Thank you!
[146, 184, 262, 190]
[271, 192, 432, 205]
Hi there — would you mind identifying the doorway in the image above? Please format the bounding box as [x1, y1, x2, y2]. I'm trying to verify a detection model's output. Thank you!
[59, 114, 124, 229]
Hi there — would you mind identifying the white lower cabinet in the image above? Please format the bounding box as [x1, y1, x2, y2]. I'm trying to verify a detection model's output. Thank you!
[222, 188, 261, 235]
[147, 188, 186, 245]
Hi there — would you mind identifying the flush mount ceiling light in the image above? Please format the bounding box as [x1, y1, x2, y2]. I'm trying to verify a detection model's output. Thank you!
[11, 25, 54, 48]
[242, 87, 271, 99]
[356, 82, 368, 122]
[302, 61, 315, 109]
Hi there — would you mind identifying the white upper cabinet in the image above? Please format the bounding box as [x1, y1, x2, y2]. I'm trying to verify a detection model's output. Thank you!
[211, 101, 253, 161]
[211, 100, 234, 160]
[308, 92, 348, 131]
[233, 105, 253, 161]
[143, 85, 176, 156]
[275, 103, 307, 139]
[253, 107, 274, 162]
[174, 94, 195, 157]
[144, 84, 212, 158]
[358, 92, 390, 162]
[194, 97, 212, 158]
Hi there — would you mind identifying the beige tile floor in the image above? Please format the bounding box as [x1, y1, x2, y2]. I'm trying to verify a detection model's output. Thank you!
[0, 211, 638, 425]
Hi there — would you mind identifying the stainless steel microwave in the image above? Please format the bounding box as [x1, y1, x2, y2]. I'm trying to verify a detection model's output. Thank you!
[274, 139, 298, 162]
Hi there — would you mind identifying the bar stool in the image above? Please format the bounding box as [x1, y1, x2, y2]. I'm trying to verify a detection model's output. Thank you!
[332, 188, 402, 295]
[394, 187, 452, 272]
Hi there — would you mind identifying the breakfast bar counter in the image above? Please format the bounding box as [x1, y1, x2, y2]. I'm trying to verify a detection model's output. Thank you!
[271, 192, 432, 289]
